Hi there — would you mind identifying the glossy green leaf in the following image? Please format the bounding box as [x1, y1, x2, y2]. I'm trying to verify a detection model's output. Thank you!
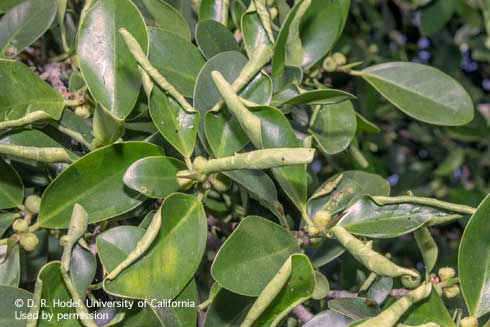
[307, 171, 390, 217]
[459, 194, 490, 318]
[274, 89, 355, 106]
[241, 10, 272, 57]
[337, 196, 451, 238]
[149, 88, 199, 158]
[224, 170, 282, 218]
[38, 142, 164, 228]
[0, 285, 32, 327]
[360, 62, 474, 126]
[0, 245, 20, 287]
[0, 60, 65, 127]
[69, 244, 96, 298]
[305, 238, 346, 268]
[124, 156, 188, 198]
[205, 288, 255, 327]
[96, 226, 145, 272]
[420, 0, 455, 36]
[148, 27, 205, 98]
[104, 193, 207, 300]
[78, 0, 148, 119]
[400, 287, 455, 327]
[272, 0, 310, 76]
[134, 0, 191, 40]
[304, 310, 353, 327]
[299, 0, 344, 67]
[0, 0, 57, 58]
[37, 261, 82, 327]
[211, 216, 300, 296]
[328, 298, 380, 320]
[196, 20, 239, 59]
[253, 254, 316, 327]
[204, 112, 249, 157]
[253, 106, 308, 211]
[311, 100, 357, 155]
[0, 157, 23, 210]
[199, 0, 229, 24]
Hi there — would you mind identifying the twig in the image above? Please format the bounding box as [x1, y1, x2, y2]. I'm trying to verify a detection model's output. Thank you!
[292, 304, 314, 324]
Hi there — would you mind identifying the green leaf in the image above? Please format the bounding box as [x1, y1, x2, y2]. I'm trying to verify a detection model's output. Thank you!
[38, 142, 164, 228]
[337, 196, 451, 238]
[0, 60, 65, 128]
[96, 226, 145, 272]
[272, 0, 310, 76]
[0, 0, 57, 58]
[196, 20, 240, 59]
[148, 27, 205, 98]
[0, 0, 26, 13]
[199, 0, 229, 25]
[104, 193, 207, 300]
[274, 89, 355, 106]
[0, 285, 32, 327]
[414, 226, 438, 274]
[78, 0, 148, 119]
[328, 298, 380, 320]
[310, 100, 357, 155]
[123, 156, 188, 198]
[205, 288, 255, 327]
[204, 111, 249, 157]
[299, 0, 344, 68]
[253, 106, 308, 211]
[0, 245, 20, 287]
[69, 244, 96, 298]
[303, 310, 353, 327]
[211, 216, 300, 296]
[149, 88, 199, 158]
[253, 254, 316, 327]
[307, 171, 390, 217]
[241, 10, 273, 57]
[0, 157, 23, 210]
[305, 238, 345, 268]
[0, 212, 18, 237]
[134, 0, 191, 40]
[420, 0, 456, 36]
[360, 62, 474, 126]
[459, 194, 490, 318]
[224, 170, 283, 219]
[37, 261, 82, 327]
[400, 287, 455, 327]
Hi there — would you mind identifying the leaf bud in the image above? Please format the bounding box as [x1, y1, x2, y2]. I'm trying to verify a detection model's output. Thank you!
[323, 56, 337, 72]
[24, 194, 41, 214]
[20, 233, 39, 252]
[438, 267, 456, 281]
[75, 105, 91, 119]
[460, 317, 478, 327]
[332, 52, 347, 66]
[12, 219, 29, 233]
[313, 210, 331, 228]
[443, 285, 460, 298]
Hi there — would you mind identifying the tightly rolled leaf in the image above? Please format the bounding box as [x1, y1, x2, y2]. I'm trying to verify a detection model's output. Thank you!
[193, 148, 315, 174]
